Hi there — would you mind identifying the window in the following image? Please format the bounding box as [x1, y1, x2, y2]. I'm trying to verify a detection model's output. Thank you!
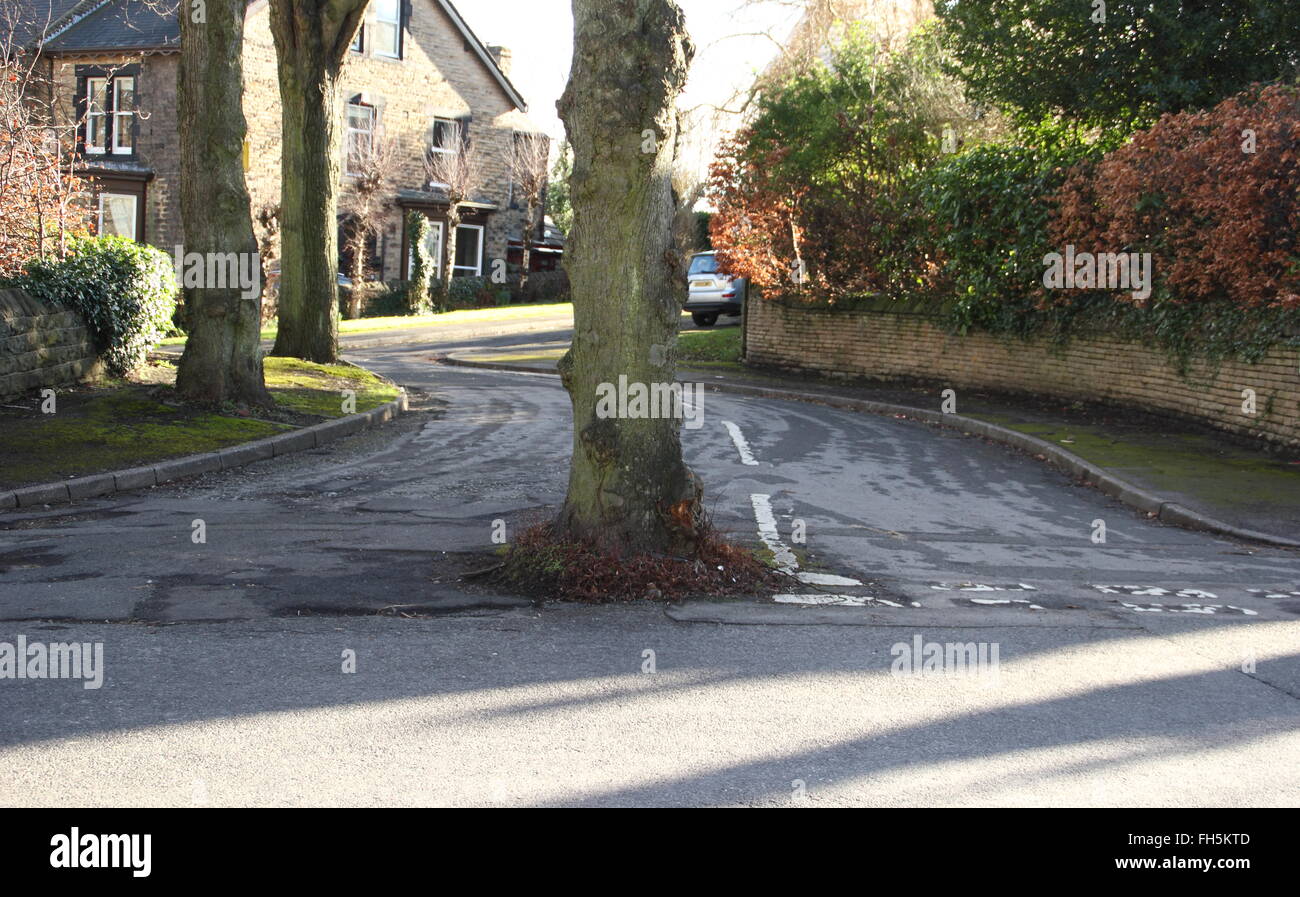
[687, 254, 719, 276]
[453, 224, 483, 277]
[98, 192, 137, 240]
[83, 72, 135, 155]
[112, 77, 134, 154]
[373, 0, 401, 58]
[430, 117, 460, 155]
[350, 26, 363, 53]
[408, 219, 444, 280]
[85, 77, 108, 153]
[345, 103, 375, 176]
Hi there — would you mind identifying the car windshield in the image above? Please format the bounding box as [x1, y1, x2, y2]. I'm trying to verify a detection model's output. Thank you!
[688, 255, 719, 276]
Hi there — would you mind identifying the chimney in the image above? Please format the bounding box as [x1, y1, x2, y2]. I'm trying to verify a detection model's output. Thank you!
[487, 45, 513, 77]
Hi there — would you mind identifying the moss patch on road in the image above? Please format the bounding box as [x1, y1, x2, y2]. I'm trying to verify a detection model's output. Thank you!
[0, 357, 399, 490]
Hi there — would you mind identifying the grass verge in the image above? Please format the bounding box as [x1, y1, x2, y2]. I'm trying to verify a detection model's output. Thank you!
[676, 326, 742, 365]
[0, 357, 400, 490]
[159, 302, 574, 346]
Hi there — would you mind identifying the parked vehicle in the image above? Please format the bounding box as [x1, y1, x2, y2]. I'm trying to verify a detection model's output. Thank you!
[684, 251, 745, 327]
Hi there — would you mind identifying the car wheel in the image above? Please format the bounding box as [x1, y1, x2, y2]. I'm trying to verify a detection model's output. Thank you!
[692, 312, 718, 327]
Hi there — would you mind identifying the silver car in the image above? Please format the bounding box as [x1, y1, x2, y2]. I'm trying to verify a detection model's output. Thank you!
[684, 251, 745, 327]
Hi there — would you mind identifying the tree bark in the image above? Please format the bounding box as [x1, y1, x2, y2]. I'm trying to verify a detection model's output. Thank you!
[520, 196, 537, 293]
[442, 207, 460, 292]
[175, 0, 271, 406]
[267, 0, 367, 363]
[556, 0, 700, 554]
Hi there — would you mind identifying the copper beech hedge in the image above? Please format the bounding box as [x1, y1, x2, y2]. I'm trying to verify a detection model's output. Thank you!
[1049, 85, 1300, 310]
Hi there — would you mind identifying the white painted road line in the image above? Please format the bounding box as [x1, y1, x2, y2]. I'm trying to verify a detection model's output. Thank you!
[774, 594, 902, 608]
[722, 420, 760, 466]
[750, 493, 797, 573]
[797, 571, 863, 586]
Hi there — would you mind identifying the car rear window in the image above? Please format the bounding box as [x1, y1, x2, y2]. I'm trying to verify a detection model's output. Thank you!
[688, 255, 719, 276]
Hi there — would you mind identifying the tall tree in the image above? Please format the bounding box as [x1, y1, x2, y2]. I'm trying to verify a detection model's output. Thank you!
[508, 131, 549, 293]
[267, 0, 368, 363]
[556, 0, 701, 553]
[176, 0, 271, 405]
[936, 0, 1300, 132]
[425, 134, 484, 291]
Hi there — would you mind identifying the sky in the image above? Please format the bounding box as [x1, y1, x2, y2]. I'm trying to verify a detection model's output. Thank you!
[456, 0, 805, 165]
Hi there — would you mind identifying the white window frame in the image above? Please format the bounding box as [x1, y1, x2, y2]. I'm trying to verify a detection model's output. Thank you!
[85, 76, 108, 154]
[429, 117, 460, 156]
[453, 223, 484, 277]
[408, 219, 444, 281]
[111, 76, 134, 155]
[97, 192, 137, 240]
[345, 102, 375, 177]
[373, 0, 401, 59]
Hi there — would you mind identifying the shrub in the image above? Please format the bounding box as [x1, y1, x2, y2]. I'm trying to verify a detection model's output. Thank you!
[8, 236, 177, 376]
[446, 275, 506, 308]
[509, 267, 570, 304]
[1048, 84, 1300, 311]
[405, 211, 433, 313]
[907, 141, 1101, 334]
[709, 25, 992, 302]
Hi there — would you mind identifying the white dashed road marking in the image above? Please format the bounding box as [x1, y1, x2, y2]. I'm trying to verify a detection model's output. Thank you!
[722, 420, 760, 466]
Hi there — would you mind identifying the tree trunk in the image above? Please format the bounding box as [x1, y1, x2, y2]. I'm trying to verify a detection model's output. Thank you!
[267, 0, 367, 363]
[175, 0, 271, 406]
[556, 0, 699, 554]
[520, 197, 537, 294]
[442, 206, 460, 292]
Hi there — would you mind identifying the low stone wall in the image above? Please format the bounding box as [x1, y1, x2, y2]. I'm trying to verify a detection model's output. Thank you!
[0, 289, 100, 401]
[746, 298, 1300, 448]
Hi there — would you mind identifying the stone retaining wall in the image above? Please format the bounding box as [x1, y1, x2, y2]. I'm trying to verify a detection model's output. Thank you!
[0, 289, 100, 401]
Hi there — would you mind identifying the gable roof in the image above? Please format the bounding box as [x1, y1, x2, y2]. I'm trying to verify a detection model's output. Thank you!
[12, 0, 526, 112]
[435, 0, 527, 112]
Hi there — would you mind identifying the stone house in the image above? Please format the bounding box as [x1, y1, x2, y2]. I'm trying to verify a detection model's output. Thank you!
[13, 0, 558, 285]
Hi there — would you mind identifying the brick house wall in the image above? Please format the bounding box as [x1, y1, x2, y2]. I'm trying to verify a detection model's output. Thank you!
[44, 0, 542, 284]
[47, 52, 182, 251]
[746, 299, 1300, 448]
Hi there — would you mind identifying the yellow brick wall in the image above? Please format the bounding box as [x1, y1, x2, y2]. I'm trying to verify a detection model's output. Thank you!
[747, 299, 1300, 448]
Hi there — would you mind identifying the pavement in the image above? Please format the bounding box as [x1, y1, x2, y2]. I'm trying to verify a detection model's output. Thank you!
[2, 315, 1298, 806]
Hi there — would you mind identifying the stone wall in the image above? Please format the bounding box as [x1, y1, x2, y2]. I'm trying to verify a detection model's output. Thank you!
[746, 298, 1300, 448]
[0, 289, 100, 401]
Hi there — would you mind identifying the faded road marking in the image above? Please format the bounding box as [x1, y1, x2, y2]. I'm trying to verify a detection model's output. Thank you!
[722, 421, 759, 466]
[750, 493, 797, 574]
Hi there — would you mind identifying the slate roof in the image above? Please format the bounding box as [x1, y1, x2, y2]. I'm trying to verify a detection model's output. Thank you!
[47, 0, 180, 52]
[10, 0, 526, 113]
[4, 0, 100, 51]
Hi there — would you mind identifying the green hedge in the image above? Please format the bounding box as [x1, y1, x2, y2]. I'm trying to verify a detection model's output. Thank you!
[6, 236, 177, 376]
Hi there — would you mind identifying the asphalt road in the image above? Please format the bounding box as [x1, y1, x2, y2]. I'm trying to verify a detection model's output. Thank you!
[1, 331, 1297, 806]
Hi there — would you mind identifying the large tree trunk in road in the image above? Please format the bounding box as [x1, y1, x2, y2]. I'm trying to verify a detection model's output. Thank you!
[556, 0, 699, 554]
[267, 0, 367, 363]
[175, 0, 271, 406]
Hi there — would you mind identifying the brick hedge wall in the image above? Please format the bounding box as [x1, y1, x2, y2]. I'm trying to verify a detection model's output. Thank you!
[0, 289, 100, 401]
[746, 299, 1300, 448]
